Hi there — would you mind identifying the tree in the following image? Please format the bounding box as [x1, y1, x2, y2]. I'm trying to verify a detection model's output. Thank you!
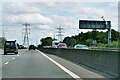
[40, 37, 53, 46]
[63, 37, 77, 47]
[0, 37, 7, 48]
[62, 29, 119, 47]
[85, 38, 93, 46]
[111, 29, 119, 41]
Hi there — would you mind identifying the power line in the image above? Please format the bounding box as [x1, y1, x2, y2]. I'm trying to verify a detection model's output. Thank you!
[22, 22, 30, 47]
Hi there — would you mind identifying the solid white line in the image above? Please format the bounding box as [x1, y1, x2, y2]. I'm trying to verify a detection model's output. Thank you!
[5, 62, 9, 65]
[37, 50, 82, 80]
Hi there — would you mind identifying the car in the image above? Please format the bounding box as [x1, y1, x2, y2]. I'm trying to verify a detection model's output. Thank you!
[51, 45, 58, 48]
[4, 41, 18, 55]
[42, 46, 51, 48]
[29, 45, 35, 50]
[18, 45, 24, 49]
[52, 41, 59, 48]
[58, 43, 67, 48]
[74, 45, 89, 49]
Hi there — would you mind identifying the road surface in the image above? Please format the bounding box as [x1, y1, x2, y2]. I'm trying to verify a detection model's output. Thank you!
[1, 49, 105, 79]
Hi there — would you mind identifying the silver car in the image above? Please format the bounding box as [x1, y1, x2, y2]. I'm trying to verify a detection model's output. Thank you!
[74, 45, 89, 49]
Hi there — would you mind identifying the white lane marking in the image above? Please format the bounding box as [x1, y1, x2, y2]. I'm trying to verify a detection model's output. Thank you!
[17, 55, 19, 56]
[5, 62, 9, 65]
[37, 50, 82, 80]
[13, 58, 15, 60]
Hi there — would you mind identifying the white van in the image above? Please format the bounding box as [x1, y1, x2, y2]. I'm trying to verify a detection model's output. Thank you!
[52, 41, 59, 48]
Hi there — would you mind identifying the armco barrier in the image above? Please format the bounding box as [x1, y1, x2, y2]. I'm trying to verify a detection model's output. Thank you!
[38, 48, 120, 78]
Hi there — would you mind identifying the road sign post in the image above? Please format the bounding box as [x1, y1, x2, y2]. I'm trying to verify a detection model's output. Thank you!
[108, 28, 111, 46]
[79, 20, 111, 46]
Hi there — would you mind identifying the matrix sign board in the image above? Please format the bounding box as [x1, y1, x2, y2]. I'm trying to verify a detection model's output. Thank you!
[79, 20, 111, 29]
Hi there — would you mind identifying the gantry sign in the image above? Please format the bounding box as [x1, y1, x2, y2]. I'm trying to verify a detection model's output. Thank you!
[79, 20, 111, 46]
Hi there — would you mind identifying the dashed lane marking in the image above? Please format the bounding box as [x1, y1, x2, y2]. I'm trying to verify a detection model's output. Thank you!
[5, 62, 9, 65]
[13, 58, 15, 60]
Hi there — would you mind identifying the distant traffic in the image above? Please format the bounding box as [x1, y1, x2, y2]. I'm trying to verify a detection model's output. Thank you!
[4, 40, 37, 55]
[42, 40, 89, 49]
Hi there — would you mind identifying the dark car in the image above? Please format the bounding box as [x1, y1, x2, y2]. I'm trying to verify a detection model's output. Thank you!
[18, 45, 24, 49]
[29, 45, 35, 50]
[4, 41, 18, 55]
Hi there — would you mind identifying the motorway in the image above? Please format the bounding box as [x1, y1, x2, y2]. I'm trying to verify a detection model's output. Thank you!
[0, 49, 106, 79]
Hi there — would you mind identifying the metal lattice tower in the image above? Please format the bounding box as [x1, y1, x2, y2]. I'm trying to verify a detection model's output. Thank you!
[2, 25, 5, 39]
[22, 22, 30, 47]
[56, 26, 64, 41]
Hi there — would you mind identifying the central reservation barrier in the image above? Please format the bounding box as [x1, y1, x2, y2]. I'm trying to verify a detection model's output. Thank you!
[38, 48, 120, 78]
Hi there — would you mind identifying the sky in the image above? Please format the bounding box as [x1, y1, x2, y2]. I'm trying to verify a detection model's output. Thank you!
[0, 0, 119, 46]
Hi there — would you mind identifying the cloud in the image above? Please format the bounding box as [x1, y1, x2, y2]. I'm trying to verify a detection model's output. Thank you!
[40, 3, 106, 19]
[51, 15, 76, 26]
[2, 0, 119, 3]
[4, 13, 53, 25]
[82, 8, 106, 18]
[109, 2, 118, 8]
[39, 2, 57, 8]
[35, 25, 51, 30]
[4, 2, 40, 14]
[52, 15, 67, 21]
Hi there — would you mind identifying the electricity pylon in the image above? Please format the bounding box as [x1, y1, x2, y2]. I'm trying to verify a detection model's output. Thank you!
[22, 22, 30, 47]
[56, 26, 64, 41]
